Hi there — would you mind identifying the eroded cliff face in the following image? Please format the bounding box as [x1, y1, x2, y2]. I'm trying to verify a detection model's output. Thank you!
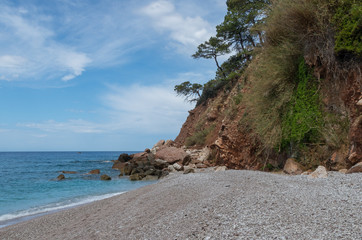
[174, 61, 361, 171]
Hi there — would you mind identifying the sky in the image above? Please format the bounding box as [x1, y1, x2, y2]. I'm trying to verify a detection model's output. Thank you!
[0, 0, 227, 151]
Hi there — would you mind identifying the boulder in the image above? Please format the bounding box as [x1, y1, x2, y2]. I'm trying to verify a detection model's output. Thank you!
[165, 139, 174, 147]
[143, 175, 159, 181]
[167, 165, 176, 172]
[184, 168, 195, 174]
[112, 161, 126, 170]
[56, 174, 65, 181]
[130, 173, 143, 181]
[155, 147, 190, 165]
[215, 166, 227, 172]
[346, 162, 362, 174]
[89, 169, 100, 174]
[283, 158, 304, 175]
[145, 148, 151, 153]
[61, 171, 77, 174]
[309, 166, 328, 178]
[154, 159, 169, 169]
[173, 162, 183, 171]
[100, 174, 111, 180]
[153, 139, 165, 149]
[118, 153, 132, 162]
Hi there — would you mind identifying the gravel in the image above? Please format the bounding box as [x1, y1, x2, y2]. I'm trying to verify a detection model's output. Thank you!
[0, 170, 361, 240]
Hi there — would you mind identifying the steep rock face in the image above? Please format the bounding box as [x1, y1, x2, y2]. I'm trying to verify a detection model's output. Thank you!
[174, 62, 361, 170]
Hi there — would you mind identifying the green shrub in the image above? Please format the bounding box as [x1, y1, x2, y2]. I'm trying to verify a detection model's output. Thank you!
[281, 58, 323, 150]
[185, 125, 215, 147]
[333, 0, 362, 59]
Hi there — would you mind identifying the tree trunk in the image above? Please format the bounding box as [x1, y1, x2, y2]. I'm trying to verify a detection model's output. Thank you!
[214, 55, 226, 78]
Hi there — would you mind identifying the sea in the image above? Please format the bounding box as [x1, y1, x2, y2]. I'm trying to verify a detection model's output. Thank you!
[0, 151, 156, 228]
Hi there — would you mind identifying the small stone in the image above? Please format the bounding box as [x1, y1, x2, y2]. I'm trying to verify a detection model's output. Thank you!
[89, 169, 100, 174]
[100, 174, 111, 180]
[168, 165, 176, 172]
[144, 148, 151, 153]
[173, 162, 183, 171]
[184, 168, 195, 174]
[309, 166, 328, 178]
[56, 174, 65, 181]
[339, 169, 348, 174]
[129, 173, 142, 181]
[357, 99, 362, 106]
[283, 158, 304, 175]
[346, 162, 362, 174]
[215, 166, 227, 172]
[196, 163, 208, 168]
[301, 170, 313, 175]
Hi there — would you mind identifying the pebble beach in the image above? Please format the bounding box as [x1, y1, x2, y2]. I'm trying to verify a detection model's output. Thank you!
[1, 170, 361, 240]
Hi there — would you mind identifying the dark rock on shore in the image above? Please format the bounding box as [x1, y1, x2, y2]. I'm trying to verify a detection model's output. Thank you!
[100, 174, 111, 180]
[118, 153, 132, 163]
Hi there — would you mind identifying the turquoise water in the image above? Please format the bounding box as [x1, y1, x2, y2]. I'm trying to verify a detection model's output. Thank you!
[0, 151, 155, 227]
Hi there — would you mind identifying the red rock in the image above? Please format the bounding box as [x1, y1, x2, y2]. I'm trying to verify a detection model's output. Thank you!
[100, 174, 111, 180]
[112, 161, 126, 170]
[346, 162, 362, 174]
[155, 147, 190, 164]
[89, 169, 100, 174]
[61, 171, 77, 174]
[283, 158, 304, 175]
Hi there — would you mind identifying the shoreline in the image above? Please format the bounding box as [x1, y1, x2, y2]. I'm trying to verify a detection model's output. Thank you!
[0, 191, 127, 229]
[1, 170, 361, 239]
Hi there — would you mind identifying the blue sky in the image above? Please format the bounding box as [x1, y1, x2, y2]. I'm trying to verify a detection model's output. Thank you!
[0, 0, 227, 151]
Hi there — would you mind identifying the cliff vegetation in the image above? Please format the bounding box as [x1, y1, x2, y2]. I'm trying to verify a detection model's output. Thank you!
[174, 0, 361, 171]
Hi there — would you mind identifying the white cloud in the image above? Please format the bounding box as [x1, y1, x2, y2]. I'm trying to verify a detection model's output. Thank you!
[140, 0, 214, 53]
[19, 83, 193, 135]
[19, 119, 104, 134]
[0, 55, 27, 68]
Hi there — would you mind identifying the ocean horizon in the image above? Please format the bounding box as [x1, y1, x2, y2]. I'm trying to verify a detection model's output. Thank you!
[0, 151, 156, 228]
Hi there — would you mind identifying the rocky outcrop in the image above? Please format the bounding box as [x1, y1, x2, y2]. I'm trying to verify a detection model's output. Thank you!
[283, 158, 304, 175]
[346, 162, 362, 174]
[155, 147, 190, 165]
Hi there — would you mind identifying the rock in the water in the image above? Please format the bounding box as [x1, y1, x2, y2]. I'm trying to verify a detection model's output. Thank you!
[61, 171, 77, 174]
[283, 158, 304, 175]
[215, 166, 227, 172]
[89, 169, 100, 174]
[100, 174, 111, 180]
[346, 162, 362, 174]
[57, 174, 65, 180]
[112, 161, 126, 170]
[309, 166, 328, 178]
[155, 147, 190, 165]
[118, 153, 132, 162]
[184, 168, 195, 174]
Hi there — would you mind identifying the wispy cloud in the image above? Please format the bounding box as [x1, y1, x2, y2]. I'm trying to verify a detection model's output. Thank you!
[19, 83, 193, 135]
[139, 0, 214, 54]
